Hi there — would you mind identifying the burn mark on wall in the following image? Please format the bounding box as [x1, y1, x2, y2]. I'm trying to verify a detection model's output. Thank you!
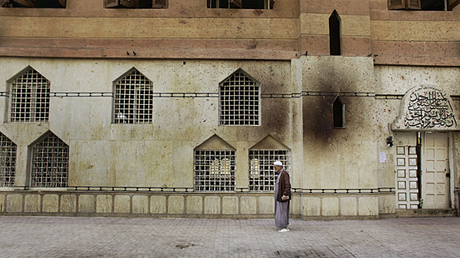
[302, 60, 356, 144]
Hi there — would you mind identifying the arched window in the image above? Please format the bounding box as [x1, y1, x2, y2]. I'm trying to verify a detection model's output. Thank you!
[248, 135, 290, 192]
[219, 69, 260, 126]
[0, 133, 17, 187]
[249, 150, 289, 191]
[112, 69, 154, 124]
[30, 132, 69, 188]
[194, 135, 236, 192]
[9, 67, 50, 123]
[329, 10, 341, 56]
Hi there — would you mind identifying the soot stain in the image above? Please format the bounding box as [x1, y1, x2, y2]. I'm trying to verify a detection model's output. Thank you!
[303, 60, 354, 144]
[264, 99, 289, 136]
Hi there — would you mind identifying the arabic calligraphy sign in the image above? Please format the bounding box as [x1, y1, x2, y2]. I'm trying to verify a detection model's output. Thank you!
[404, 87, 457, 129]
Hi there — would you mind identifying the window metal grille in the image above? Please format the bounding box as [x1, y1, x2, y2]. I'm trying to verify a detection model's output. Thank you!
[219, 70, 260, 126]
[0, 133, 17, 187]
[10, 68, 50, 123]
[249, 150, 289, 191]
[113, 70, 153, 124]
[31, 133, 69, 188]
[194, 150, 235, 192]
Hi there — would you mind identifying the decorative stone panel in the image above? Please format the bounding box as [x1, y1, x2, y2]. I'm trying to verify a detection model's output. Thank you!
[240, 196, 257, 215]
[168, 196, 184, 214]
[114, 195, 131, 214]
[150, 196, 166, 214]
[393, 85, 459, 131]
[79, 195, 96, 213]
[204, 196, 221, 215]
[258, 196, 274, 214]
[24, 194, 41, 213]
[303, 197, 321, 216]
[322, 197, 339, 216]
[340, 197, 357, 216]
[222, 196, 238, 215]
[0, 194, 4, 212]
[61, 194, 77, 213]
[96, 195, 113, 213]
[42, 194, 59, 213]
[7, 194, 23, 213]
[186, 196, 203, 214]
[132, 195, 149, 214]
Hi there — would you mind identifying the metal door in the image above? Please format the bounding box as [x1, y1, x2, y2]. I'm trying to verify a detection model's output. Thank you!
[395, 146, 419, 209]
[422, 132, 450, 209]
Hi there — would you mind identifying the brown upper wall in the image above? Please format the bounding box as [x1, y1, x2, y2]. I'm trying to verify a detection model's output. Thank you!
[370, 0, 460, 66]
[0, 0, 459, 66]
[0, 0, 300, 18]
[300, 0, 370, 16]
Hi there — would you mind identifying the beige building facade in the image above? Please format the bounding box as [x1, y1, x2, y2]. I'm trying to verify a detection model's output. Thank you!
[0, 0, 459, 219]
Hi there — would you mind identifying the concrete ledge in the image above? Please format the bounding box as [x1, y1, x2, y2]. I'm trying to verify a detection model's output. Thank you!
[395, 209, 457, 217]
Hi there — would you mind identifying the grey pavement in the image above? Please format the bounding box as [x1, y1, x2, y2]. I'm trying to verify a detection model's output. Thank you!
[0, 216, 459, 258]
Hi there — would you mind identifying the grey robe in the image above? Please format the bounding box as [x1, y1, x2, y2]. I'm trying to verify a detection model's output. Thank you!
[275, 172, 290, 229]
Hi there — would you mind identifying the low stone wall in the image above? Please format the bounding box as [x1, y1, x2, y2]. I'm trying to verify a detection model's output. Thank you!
[0, 191, 286, 218]
[300, 194, 380, 220]
[0, 191, 383, 219]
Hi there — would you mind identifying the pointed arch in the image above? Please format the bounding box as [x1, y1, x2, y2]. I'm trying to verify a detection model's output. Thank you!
[7, 66, 50, 123]
[333, 95, 345, 128]
[329, 10, 342, 55]
[29, 131, 69, 188]
[194, 135, 235, 192]
[0, 132, 17, 187]
[219, 68, 261, 126]
[112, 68, 153, 124]
[249, 135, 291, 192]
[392, 85, 459, 131]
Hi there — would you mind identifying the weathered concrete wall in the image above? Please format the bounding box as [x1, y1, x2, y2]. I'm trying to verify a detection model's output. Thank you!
[0, 58, 295, 189]
[1, 56, 459, 219]
[298, 56, 380, 217]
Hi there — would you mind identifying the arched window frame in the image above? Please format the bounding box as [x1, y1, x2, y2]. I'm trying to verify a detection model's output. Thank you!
[0, 133, 17, 188]
[218, 68, 261, 126]
[29, 132, 69, 188]
[112, 68, 154, 124]
[7, 67, 50, 123]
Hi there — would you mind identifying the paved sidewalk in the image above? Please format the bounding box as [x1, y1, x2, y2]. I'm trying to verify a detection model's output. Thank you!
[0, 216, 459, 258]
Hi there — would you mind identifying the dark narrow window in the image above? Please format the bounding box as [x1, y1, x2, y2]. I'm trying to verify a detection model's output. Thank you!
[333, 96, 344, 128]
[1, 0, 66, 8]
[104, 0, 167, 8]
[448, 0, 460, 10]
[329, 10, 341, 56]
[208, 0, 272, 9]
[389, 0, 456, 10]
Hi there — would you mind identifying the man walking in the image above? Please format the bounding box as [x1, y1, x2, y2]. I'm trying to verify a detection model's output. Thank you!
[274, 160, 291, 232]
